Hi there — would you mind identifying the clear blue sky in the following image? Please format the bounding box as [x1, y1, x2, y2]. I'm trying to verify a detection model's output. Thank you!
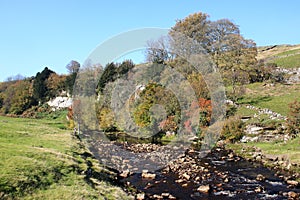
[0, 0, 299, 81]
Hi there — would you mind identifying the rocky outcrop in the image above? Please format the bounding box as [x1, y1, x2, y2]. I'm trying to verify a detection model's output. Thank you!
[47, 97, 72, 111]
[241, 124, 291, 143]
[276, 67, 300, 84]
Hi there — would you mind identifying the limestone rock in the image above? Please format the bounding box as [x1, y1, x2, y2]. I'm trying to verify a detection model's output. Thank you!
[197, 185, 210, 193]
[287, 180, 299, 187]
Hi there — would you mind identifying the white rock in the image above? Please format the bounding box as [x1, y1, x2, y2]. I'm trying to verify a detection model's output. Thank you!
[197, 185, 210, 193]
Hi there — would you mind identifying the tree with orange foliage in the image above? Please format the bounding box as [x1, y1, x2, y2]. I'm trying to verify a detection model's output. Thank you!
[184, 98, 212, 135]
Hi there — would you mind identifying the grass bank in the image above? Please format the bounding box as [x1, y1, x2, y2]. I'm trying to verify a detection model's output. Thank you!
[227, 136, 300, 181]
[0, 112, 132, 200]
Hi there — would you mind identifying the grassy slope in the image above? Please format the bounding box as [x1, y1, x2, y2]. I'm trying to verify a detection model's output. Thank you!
[236, 44, 300, 117]
[238, 82, 300, 116]
[0, 112, 132, 200]
[257, 44, 300, 68]
[227, 45, 300, 177]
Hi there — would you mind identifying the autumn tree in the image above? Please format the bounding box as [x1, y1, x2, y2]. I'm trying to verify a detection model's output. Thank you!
[0, 79, 34, 114]
[147, 12, 257, 99]
[132, 82, 180, 132]
[9, 80, 34, 114]
[46, 73, 67, 97]
[170, 12, 210, 51]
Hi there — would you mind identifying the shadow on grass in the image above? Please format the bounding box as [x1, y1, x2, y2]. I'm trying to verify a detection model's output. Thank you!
[237, 95, 273, 105]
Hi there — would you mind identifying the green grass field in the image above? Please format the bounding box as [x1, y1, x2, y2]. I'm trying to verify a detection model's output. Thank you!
[257, 44, 300, 68]
[0, 112, 132, 200]
[237, 82, 300, 116]
[274, 54, 300, 69]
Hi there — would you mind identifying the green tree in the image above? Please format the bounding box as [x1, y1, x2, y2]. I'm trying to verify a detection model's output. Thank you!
[97, 62, 117, 93]
[117, 59, 135, 76]
[33, 67, 55, 103]
[132, 82, 180, 131]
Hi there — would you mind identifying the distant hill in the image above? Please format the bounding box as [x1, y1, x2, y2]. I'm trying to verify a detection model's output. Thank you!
[257, 44, 300, 69]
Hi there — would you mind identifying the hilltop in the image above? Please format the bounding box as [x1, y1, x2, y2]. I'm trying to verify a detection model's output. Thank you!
[257, 44, 300, 69]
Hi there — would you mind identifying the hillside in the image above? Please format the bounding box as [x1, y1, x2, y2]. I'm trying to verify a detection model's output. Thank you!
[257, 44, 300, 68]
[0, 112, 133, 199]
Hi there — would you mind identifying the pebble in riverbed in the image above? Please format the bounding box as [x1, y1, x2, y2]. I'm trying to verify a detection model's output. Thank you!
[116, 142, 300, 199]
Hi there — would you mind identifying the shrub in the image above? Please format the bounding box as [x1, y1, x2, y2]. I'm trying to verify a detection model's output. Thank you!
[287, 100, 300, 136]
[221, 116, 244, 143]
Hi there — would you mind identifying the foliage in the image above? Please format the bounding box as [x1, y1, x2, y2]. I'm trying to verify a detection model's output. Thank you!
[65, 73, 78, 95]
[46, 73, 67, 97]
[226, 104, 237, 118]
[187, 73, 210, 99]
[184, 98, 212, 136]
[66, 60, 80, 74]
[33, 67, 55, 103]
[0, 79, 34, 115]
[159, 115, 177, 132]
[0, 66, 73, 116]
[221, 116, 245, 143]
[97, 106, 116, 131]
[64, 60, 80, 96]
[132, 82, 180, 133]
[287, 100, 300, 136]
[97, 60, 135, 94]
[145, 11, 258, 91]
[97, 62, 117, 93]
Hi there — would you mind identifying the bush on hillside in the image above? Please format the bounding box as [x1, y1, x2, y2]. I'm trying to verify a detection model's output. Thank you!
[287, 100, 300, 136]
[221, 116, 245, 143]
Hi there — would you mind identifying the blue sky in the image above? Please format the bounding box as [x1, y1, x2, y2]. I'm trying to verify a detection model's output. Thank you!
[0, 0, 299, 81]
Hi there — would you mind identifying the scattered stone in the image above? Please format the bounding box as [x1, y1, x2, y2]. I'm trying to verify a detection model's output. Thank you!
[287, 180, 299, 187]
[256, 174, 265, 181]
[228, 152, 234, 159]
[175, 179, 184, 183]
[142, 172, 156, 179]
[255, 186, 263, 193]
[119, 170, 130, 178]
[161, 193, 170, 197]
[136, 193, 145, 200]
[288, 191, 298, 199]
[152, 194, 163, 199]
[182, 183, 188, 187]
[197, 185, 210, 193]
[182, 173, 191, 180]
